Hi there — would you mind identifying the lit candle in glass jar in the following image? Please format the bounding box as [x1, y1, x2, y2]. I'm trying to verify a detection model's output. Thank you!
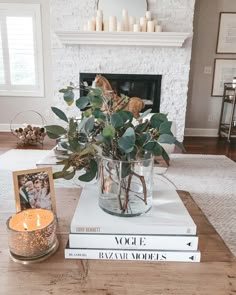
[6, 209, 58, 263]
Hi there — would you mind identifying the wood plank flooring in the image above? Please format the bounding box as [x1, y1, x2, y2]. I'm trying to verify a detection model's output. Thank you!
[0, 132, 236, 161]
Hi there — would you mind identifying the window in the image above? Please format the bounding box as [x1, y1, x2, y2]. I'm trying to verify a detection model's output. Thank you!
[0, 3, 44, 97]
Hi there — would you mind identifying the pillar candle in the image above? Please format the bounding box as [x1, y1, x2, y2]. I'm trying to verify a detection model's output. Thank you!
[122, 9, 129, 31]
[103, 20, 109, 31]
[147, 20, 155, 32]
[140, 17, 147, 32]
[133, 23, 141, 32]
[122, 8, 128, 18]
[155, 24, 162, 32]
[117, 22, 124, 32]
[96, 16, 103, 31]
[97, 9, 103, 18]
[129, 16, 136, 31]
[88, 18, 96, 31]
[146, 11, 152, 21]
[83, 24, 87, 31]
[109, 16, 117, 32]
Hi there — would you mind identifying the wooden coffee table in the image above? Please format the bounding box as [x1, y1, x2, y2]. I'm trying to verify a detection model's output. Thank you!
[1, 188, 235, 294]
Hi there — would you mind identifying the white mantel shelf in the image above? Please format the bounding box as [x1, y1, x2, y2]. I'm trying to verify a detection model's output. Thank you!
[56, 31, 191, 47]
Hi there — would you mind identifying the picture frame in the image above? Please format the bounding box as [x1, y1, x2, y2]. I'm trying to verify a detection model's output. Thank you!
[12, 167, 57, 214]
[216, 12, 236, 54]
[211, 58, 236, 97]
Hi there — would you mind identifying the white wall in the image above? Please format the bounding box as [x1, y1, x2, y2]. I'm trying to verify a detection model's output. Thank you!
[0, 0, 53, 131]
[186, 0, 236, 137]
[50, 0, 196, 141]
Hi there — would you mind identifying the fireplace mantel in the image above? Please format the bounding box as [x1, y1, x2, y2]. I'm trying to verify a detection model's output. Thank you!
[56, 31, 190, 47]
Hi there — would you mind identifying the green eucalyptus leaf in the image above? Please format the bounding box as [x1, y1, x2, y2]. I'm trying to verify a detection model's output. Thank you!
[51, 107, 68, 123]
[143, 141, 162, 156]
[46, 131, 60, 139]
[89, 95, 103, 108]
[175, 139, 186, 152]
[63, 170, 76, 180]
[59, 86, 74, 93]
[60, 141, 69, 150]
[68, 118, 77, 139]
[136, 132, 151, 146]
[90, 87, 103, 96]
[137, 108, 152, 120]
[84, 117, 95, 134]
[63, 91, 74, 105]
[121, 162, 131, 178]
[150, 113, 168, 129]
[45, 125, 67, 138]
[78, 159, 97, 182]
[158, 134, 176, 144]
[159, 121, 173, 135]
[84, 108, 92, 117]
[76, 96, 89, 109]
[53, 171, 65, 179]
[93, 109, 106, 121]
[161, 147, 170, 165]
[111, 111, 133, 129]
[111, 113, 124, 129]
[118, 127, 135, 153]
[135, 121, 149, 133]
[53, 170, 75, 180]
[77, 117, 88, 132]
[102, 125, 116, 138]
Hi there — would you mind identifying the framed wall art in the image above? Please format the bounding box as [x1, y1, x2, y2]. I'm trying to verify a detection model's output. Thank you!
[211, 58, 236, 97]
[216, 12, 236, 54]
[12, 167, 57, 214]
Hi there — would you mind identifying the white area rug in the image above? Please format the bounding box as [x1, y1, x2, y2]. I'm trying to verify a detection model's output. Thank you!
[0, 149, 48, 171]
[165, 154, 236, 256]
[1, 150, 236, 255]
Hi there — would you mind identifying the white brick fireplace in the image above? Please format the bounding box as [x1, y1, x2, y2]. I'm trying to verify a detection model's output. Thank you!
[50, 0, 195, 141]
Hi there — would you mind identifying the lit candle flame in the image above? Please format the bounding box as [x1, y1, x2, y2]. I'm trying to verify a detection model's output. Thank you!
[36, 214, 41, 227]
[23, 222, 28, 231]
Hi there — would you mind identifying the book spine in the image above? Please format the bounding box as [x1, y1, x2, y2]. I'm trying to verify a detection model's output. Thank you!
[71, 224, 197, 236]
[69, 234, 199, 250]
[65, 248, 201, 262]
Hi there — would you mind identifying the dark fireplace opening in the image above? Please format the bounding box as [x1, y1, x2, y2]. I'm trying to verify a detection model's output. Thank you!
[80, 73, 162, 113]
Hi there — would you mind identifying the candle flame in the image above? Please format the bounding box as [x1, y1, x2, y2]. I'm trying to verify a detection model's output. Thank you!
[36, 214, 41, 227]
[23, 222, 28, 231]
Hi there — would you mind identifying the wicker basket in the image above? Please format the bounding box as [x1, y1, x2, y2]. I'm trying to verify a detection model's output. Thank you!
[10, 110, 47, 145]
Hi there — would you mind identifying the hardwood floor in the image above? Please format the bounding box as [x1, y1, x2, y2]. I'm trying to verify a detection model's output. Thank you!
[183, 136, 236, 161]
[0, 132, 236, 161]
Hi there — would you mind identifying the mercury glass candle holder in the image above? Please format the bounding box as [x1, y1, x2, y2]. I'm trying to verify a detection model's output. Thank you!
[6, 209, 58, 264]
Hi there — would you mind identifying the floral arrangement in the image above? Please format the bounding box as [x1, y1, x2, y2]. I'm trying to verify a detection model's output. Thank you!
[45, 83, 185, 182]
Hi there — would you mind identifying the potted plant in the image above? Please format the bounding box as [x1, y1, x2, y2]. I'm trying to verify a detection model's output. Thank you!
[45, 82, 185, 217]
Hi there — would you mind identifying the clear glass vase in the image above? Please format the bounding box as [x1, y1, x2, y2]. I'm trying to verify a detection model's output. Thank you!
[98, 156, 154, 217]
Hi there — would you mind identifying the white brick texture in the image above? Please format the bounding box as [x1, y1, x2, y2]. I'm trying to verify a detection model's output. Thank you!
[50, 0, 195, 141]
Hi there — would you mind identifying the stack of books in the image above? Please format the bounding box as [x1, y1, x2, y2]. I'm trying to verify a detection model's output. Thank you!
[65, 186, 201, 262]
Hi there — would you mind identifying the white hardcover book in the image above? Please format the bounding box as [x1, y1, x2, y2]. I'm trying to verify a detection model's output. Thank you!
[70, 186, 197, 235]
[69, 233, 199, 250]
[65, 247, 201, 262]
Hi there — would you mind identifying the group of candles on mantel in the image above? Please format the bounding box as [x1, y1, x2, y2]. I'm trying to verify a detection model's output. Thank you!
[85, 9, 162, 33]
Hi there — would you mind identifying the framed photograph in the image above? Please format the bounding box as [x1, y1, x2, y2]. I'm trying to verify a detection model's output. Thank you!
[212, 58, 236, 96]
[12, 167, 57, 214]
[216, 12, 236, 54]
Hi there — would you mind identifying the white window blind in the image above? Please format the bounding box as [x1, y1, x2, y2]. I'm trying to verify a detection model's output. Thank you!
[0, 26, 4, 84]
[0, 4, 44, 97]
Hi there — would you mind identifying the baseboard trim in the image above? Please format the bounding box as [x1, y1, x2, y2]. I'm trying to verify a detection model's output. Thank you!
[0, 124, 11, 132]
[185, 128, 218, 137]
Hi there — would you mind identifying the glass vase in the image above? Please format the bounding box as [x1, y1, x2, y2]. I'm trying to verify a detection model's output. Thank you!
[98, 156, 154, 217]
